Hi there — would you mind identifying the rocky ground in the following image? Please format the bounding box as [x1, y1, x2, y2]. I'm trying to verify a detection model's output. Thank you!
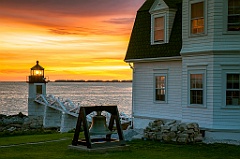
[0, 112, 58, 136]
[121, 119, 240, 146]
[1, 113, 240, 146]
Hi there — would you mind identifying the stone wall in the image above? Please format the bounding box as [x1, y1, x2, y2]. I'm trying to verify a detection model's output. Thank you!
[143, 119, 203, 143]
[0, 112, 44, 132]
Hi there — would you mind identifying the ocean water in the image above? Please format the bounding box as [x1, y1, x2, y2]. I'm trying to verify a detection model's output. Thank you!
[0, 82, 132, 115]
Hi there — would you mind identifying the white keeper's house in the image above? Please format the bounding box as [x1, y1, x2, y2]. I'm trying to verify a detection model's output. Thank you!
[124, 0, 240, 140]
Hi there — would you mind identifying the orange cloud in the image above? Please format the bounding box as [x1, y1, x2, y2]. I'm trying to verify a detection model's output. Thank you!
[0, 0, 145, 81]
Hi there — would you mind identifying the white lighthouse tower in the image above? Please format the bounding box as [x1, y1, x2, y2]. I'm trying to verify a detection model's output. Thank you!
[27, 61, 47, 118]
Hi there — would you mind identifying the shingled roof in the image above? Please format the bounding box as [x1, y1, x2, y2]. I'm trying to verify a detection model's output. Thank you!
[124, 0, 182, 62]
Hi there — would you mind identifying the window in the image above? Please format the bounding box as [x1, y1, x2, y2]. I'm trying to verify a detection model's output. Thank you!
[191, 2, 204, 34]
[155, 76, 166, 101]
[36, 85, 42, 94]
[226, 74, 240, 105]
[151, 13, 168, 44]
[149, 0, 177, 44]
[190, 74, 203, 104]
[228, 0, 240, 31]
[154, 16, 165, 42]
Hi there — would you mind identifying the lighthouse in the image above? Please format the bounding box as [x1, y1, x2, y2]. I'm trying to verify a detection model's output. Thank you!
[27, 61, 47, 118]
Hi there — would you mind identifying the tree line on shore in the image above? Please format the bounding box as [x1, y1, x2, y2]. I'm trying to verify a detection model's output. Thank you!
[54, 79, 132, 82]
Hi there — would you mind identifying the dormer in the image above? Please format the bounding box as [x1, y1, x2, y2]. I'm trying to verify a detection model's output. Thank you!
[149, 0, 177, 45]
[125, 0, 182, 62]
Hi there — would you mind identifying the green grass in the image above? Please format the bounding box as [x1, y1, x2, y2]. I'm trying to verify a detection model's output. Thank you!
[0, 133, 240, 159]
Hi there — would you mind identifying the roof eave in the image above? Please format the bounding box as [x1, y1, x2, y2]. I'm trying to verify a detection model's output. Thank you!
[124, 55, 182, 63]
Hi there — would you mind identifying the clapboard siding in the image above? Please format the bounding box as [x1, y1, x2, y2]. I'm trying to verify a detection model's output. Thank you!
[212, 53, 240, 130]
[212, 0, 240, 51]
[181, 0, 240, 54]
[130, 0, 240, 134]
[181, 53, 214, 128]
[181, 0, 214, 54]
[181, 52, 240, 129]
[132, 60, 182, 120]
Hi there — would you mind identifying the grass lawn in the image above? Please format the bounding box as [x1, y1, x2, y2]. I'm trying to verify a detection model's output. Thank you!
[0, 133, 240, 159]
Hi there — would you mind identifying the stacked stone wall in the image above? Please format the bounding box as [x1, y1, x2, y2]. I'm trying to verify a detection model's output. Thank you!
[144, 119, 203, 143]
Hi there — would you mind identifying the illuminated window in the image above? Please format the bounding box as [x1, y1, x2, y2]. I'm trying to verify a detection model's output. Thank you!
[190, 74, 203, 104]
[228, 0, 240, 31]
[191, 2, 204, 34]
[154, 16, 165, 42]
[155, 76, 166, 101]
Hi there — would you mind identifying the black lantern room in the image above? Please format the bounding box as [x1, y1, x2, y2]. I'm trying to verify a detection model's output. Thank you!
[28, 61, 47, 83]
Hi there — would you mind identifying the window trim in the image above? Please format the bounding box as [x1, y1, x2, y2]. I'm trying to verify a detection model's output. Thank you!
[151, 13, 168, 45]
[154, 73, 168, 103]
[222, 67, 240, 109]
[189, 0, 207, 37]
[190, 74, 204, 104]
[226, 74, 240, 106]
[223, 0, 240, 34]
[187, 69, 206, 107]
[34, 83, 45, 96]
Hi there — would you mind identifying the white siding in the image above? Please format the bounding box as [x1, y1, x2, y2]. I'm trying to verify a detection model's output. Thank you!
[212, 0, 240, 51]
[132, 60, 182, 121]
[131, 0, 240, 133]
[181, 53, 214, 129]
[212, 53, 240, 130]
[181, 0, 214, 54]
[182, 52, 240, 130]
[181, 0, 240, 130]
[181, 0, 240, 54]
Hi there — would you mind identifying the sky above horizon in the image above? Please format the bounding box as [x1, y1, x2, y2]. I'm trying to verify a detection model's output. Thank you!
[0, 0, 145, 81]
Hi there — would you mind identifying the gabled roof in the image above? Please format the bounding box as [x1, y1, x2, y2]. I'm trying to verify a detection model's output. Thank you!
[124, 0, 182, 62]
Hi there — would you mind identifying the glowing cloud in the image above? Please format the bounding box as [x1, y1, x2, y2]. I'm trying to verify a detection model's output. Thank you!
[0, 0, 145, 81]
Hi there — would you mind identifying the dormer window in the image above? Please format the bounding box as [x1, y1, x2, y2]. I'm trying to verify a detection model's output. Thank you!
[154, 16, 165, 42]
[191, 1, 204, 34]
[150, 0, 176, 45]
[228, 0, 240, 31]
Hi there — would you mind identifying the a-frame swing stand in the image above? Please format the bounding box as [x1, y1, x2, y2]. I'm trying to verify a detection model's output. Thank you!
[69, 105, 128, 152]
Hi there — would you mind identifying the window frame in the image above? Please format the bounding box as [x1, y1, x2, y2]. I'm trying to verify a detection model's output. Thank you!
[151, 13, 168, 45]
[227, 0, 240, 32]
[154, 16, 165, 42]
[36, 85, 43, 94]
[223, 0, 240, 33]
[34, 83, 44, 96]
[222, 67, 240, 109]
[226, 74, 240, 106]
[188, 69, 206, 107]
[154, 73, 168, 103]
[189, 0, 207, 36]
[190, 74, 204, 104]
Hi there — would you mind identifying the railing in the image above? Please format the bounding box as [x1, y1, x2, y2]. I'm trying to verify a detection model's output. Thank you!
[34, 94, 133, 124]
[26, 76, 49, 83]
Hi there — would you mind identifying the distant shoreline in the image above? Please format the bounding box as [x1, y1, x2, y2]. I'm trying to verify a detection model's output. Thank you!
[54, 80, 132, 82]
[0, 80, 132, 83]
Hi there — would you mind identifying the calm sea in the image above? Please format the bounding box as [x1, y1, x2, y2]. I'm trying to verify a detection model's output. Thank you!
[0, 82, 132, 115]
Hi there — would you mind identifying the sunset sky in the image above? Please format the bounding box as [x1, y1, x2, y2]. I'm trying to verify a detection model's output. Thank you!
[0, 0, 145, 81]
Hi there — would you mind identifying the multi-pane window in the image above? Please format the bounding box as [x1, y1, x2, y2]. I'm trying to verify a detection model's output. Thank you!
[154, 16, 165, 42]
[228, 0, 240, 31]
[226, 74, 240, 105]
[155, 76, 166, 101]
[191, 2, 204, 34]
[190, 74, 203, 104]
